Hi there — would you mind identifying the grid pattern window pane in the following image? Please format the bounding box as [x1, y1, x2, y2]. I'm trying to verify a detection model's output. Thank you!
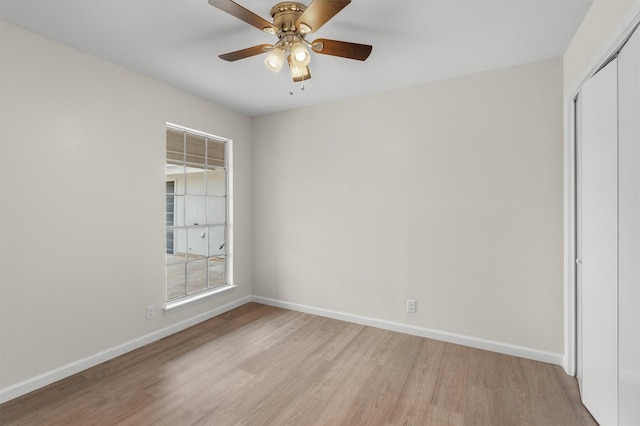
[166, 125, 227, 302]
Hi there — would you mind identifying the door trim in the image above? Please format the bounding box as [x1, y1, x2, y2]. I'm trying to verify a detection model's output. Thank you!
[563, 5, 640, 376]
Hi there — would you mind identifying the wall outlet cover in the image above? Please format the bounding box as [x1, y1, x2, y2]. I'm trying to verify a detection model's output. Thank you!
[146, 305, 155, 320]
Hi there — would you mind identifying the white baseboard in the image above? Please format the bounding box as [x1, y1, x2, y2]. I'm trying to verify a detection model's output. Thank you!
[1, 294, 563, 404]
[0, 295, 251, 404]
[251, 296, 564, 366]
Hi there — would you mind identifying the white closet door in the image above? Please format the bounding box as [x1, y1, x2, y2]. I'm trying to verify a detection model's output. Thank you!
[580, 57, 618, 426]
[618, 26, 640, 426]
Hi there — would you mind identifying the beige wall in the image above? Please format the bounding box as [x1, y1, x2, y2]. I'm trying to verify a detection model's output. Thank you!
[564, 0, 639, 93]
[252, 58, 564, 355]
[0, 21, 252, 393]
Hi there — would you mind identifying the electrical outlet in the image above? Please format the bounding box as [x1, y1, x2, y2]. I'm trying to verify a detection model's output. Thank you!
[146, 304, 155, 320]
[407, 299, 417, 313]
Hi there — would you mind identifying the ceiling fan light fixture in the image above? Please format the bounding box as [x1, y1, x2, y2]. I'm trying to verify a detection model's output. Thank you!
[290, 41, 310, 66]
[264, 47, 285, 72]
[288, 55, 311, 82]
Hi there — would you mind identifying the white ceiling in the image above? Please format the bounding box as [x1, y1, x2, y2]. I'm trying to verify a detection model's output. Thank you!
[0, 0, 592, 117]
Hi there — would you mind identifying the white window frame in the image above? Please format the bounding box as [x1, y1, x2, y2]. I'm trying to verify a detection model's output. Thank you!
[164, 122, 234, 312]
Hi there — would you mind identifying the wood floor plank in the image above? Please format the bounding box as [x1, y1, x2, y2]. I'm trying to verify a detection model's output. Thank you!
[460, 347, 498, 426]
[0, 302, 597, 426]
[430, 343, 468, 415]
[340, 333, 422, 424]
[493, 354, 533, 425]
[221, 316, 340, 419]
[384, 338, 446, 424]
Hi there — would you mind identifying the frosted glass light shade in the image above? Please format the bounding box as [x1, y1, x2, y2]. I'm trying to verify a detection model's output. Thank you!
[290, 42, 310, 66]
[264, 48, 285, 72]
[288, 55, 311, 82]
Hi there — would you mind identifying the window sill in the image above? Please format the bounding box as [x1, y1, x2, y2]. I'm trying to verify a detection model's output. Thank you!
[164, 284, 237, 314]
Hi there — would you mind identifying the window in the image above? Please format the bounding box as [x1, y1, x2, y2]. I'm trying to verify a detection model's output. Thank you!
[165, 123, 230, 305]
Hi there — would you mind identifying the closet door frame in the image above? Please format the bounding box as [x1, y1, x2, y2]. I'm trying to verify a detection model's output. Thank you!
[563, 8, 640, 377]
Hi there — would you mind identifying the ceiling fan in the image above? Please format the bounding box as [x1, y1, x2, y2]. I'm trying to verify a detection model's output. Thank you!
[209, 0, 372, 82]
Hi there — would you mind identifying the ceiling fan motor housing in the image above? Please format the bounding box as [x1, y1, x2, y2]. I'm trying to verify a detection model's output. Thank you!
[270, 2, 307, 35]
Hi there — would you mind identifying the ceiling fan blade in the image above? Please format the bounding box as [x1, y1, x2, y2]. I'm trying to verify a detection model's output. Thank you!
[311, 38, 372, 61]
[296, 0, 351, 34]
[219, 44, 272, 61]
[209, 0, 278, 34]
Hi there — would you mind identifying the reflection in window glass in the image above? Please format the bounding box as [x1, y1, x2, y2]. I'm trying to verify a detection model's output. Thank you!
[165, 124, 228, 302]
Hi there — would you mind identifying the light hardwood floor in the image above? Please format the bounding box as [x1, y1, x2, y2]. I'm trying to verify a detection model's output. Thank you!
[1, 303, 596, 425]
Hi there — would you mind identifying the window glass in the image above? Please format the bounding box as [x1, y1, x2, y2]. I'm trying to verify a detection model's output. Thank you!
[165, 124, 228, 302]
